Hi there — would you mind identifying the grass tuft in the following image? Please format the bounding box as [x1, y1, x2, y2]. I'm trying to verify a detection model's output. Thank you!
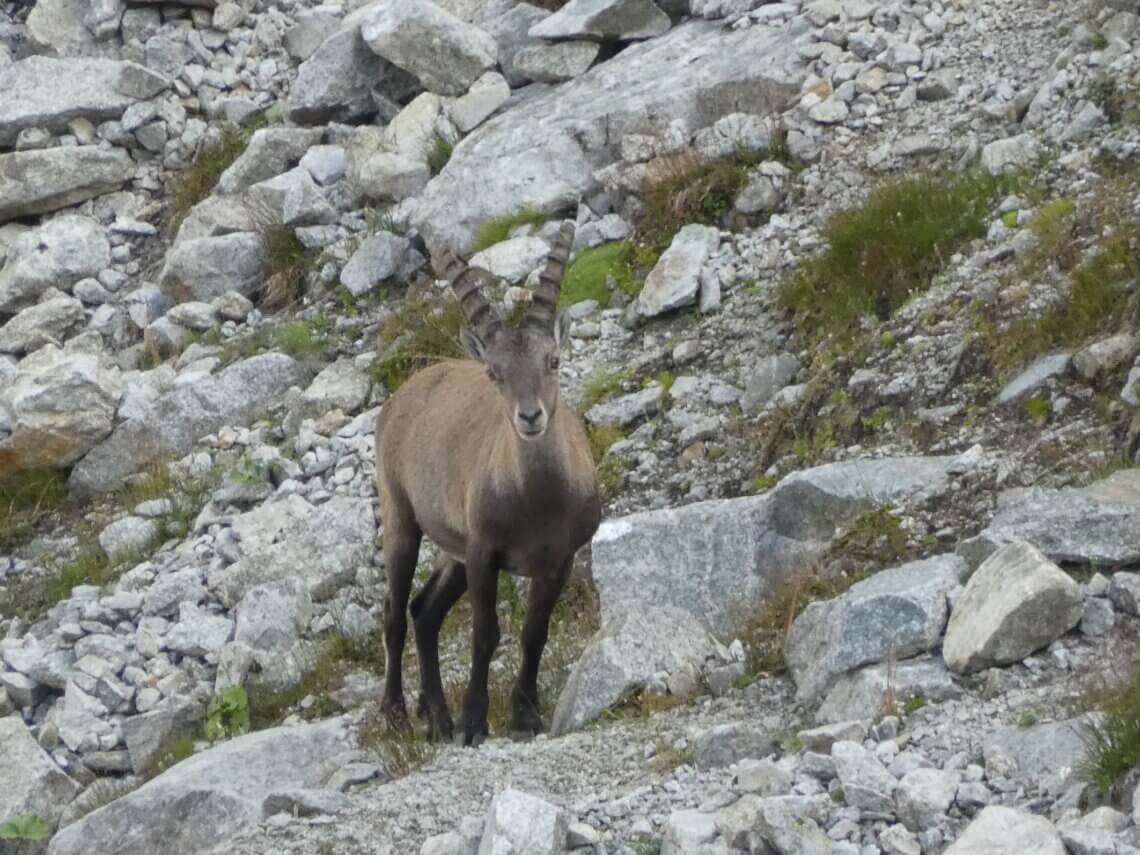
[257, 220, 312, 310]
[779, 169, 1020, 344]
[427, 136, 453, 176]
[167, 125, 251, 230]
[1080, 660, 1140, 798]
[579, 367, 633, 411]
[369, 293, 465, 392]
[472, 208, 550, 253]
[561, 242, 627, 308]
[0, 467, 69, 555]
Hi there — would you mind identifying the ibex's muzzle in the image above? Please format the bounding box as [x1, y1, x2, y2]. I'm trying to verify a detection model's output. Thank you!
[514, 405, 548, 439]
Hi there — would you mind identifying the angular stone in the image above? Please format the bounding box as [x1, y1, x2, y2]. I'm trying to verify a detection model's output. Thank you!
[172, 196, 256, 248]
[0, 716, 82, 830]
[159, 232, 266, 302]
[981, 134, 1041, 176]
[896, 768, 959, 831]
[786, 554, 966, 700]
[816, 656, 961, 725]
[165, 602, 235, 657]
[529, 0, 671, 41]
[0, 216, 109, 317]
[0, 670, 50, 707]
[695, 721, 775, 770]
[478, 788, 569, 855]
[943, 806, 1065, 855]
[410, 19, 804, 256]
[584, 385, 663, 427]
[797, 720, 868, 753]
[470, 236, 550, 284]
[943, 541, 1083, 674]
[754, 798, 831, 855]
[1073, 334, 1138, 381]
[983, 719, 1089, 792]
[552, 605, 723, 734]
[300, 361, 372, 414]
[361, 0, 498, 96]
[0, 57, 169, 147]
[741, 353, 801, 413]
[340, 232, 418, 297]
[997, 353, 1071, 404]
[663, 809, 719, 853]
[508, 41, 600, 84]
[638, 224, 720, 317]
[69, 354, 312, 495]
[216, 127, 326, 196]
[0, 146, 136, 224]
[234, 580, 314, 652]
[245, 167, 337, 227]
[50, 719, 355, 855]
[98, 515, 160, 561]
[832, 740, 897, 814]
[0, 296, 86, 355]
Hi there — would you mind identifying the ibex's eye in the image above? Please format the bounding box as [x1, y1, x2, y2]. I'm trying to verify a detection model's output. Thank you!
[547, 355, 560, 371]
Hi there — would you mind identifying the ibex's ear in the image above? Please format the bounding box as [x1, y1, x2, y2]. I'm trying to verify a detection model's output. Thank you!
[553, 309, 571, 350]
[460, 326, 487, 361]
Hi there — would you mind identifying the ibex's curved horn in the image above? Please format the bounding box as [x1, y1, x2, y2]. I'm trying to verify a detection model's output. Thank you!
[524, 220, 575, 331]
[437, 248, 501, 341]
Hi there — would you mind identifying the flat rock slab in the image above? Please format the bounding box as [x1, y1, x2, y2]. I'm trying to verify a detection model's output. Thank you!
[410, 17, 805, 256]
[983, 718, 1089, 792]
[69, 353, 313, 495]
[0, 716, 81, 830]
[590, 456, 955, 634]
[815, 656, 961, 725]
[0, 57, 170, 147]
[529, 0, 671, 41]
[47, 718, 355, 855]
[959, 469, 1140, 569]
[0, 146, 135, 224]
[943, 805, 1065, 855]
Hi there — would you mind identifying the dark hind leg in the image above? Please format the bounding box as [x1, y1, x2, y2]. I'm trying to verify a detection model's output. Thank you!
[410, 559, 468, 742]
[509, 557, 572, 740]
[379, 508, 422, 723]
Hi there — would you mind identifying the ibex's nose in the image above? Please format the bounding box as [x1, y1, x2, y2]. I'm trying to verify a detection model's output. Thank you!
[519, 409, 542, 426]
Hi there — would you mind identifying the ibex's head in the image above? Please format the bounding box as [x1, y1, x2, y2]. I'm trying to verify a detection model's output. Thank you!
[437, 221, 575, 442]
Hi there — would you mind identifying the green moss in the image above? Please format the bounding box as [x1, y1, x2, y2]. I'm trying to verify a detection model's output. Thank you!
[560, 242, 629, 308]
[779, 169, 1022, 344]
[472, 207, 550, 253]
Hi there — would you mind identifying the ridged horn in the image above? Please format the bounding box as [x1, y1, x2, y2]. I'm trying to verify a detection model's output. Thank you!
[437, 248, 501, 341]
[524, 220, 575, 331]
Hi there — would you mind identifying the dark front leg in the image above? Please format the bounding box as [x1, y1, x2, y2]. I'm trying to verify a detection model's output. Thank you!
[510, 556, 572, 741]
[379, 517, 421, 723]
[410, 560, 467, 742]
[458, 545, 499, 747]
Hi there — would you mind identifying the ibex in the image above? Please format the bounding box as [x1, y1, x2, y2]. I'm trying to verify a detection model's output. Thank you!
[373, 221, 601, 746]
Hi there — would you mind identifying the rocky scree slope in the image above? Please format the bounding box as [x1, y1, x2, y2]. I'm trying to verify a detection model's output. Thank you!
[0, 0, 1140, 852]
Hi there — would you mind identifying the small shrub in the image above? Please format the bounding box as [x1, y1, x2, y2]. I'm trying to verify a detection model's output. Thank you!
[561, 242, 628, 308]
[652, 741, 696, 774]
[369, 294, 465, 392]
[427, 136, 453, 176]
[472, 207, 551, 253]
[167, 125, 251, 229]
[779, 169, 1017, 344]
[0, 815, 50, 842]
[204, 687, 251, 741]
[222, 318, 332, 364]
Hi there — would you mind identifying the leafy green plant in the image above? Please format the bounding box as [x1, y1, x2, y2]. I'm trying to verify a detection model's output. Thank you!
[204, 687, 251, 741]
[0, 815, 50, 841]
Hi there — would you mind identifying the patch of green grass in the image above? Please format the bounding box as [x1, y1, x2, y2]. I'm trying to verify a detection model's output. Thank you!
[652, 740, 696, 774]
[1025, 397, 1052, 426]
[902, 693, 928, 715]
[0, 815, 50, 842]
[427, 136, 453, 176]
[778, 169, 1020, 344]
[368, 293, 465, 392]
[560, 242, 629, 308]
[167, 125, 251, 230]
[830, 506, 911, 573]
[586, 424, 626, 463]
[143, 732, 197, 780]
[222, 317, 332, 364]
[0, 467, 69, 555]
[472, 207, 550, 253]
[830, 787, 847, 805]
[1080, 663, 1140, 798]
[357, 710, 441, 779]
[579, 367, 633, 411]
[751, 474, 777, 493]
[256, 218, 312, 310]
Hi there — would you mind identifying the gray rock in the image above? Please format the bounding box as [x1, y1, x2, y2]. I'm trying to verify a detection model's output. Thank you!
[797, 720, 868, 753]
[125, 285, 170, 330]
[361, 0, 498, 96]
[584, 384, 663, 427]
[340, 232, 418, 296]
[214, 292, 254, 322]
[732, 758, 793, 795]
[816, 656, 961, 725]
[234, 580, 314, 652]
[663, 808, 719, 854]
[735, 171, 784, 215]
[262, 788, 352, 817]
[832, 740, 897, 814]
[300, 145, 347, 186]
[1081, 597, 1115, 636]
[1123, 366, 1140, 407]
[0, 146, 135, 224]
[0, 716, 81, 830]
[896, 768, 959, 831]
[210, 495, 375, 606]
[695, 721, 775, 770]
[1073, 334, 1137, 381]
[0, 670, 50, 707]
[300, 360, 372, 414]
[451, 72, 511, 133]
[143, 568, 207, 617]
[983, 719, 1089, 793]
[943, 541, 1084, 674]
[529, 0, 671, 41]
[285, 9, 341, 61]
[637, 224, 720, 318]
[588, 456, 954, 634]
[0, 57, 169, 147]
[943, 806, 1065, 855]
[917, 68, 956, 101]
[172, 196, 256, 248]
[786, 554, 966, 700]
[754, 797, 831, 855]
[98, 515, 160, 561]
[1110, 572, 1140, 615]
[166, 302, 220, 332]
[25, 0, 100, 56]
[741, 353, 801, 413]
[245, 167, 337, 227]
[410, 18, 804, 256]
[478, 788, 569, 855]
[0, 216, 109, 316]
[216, 127, 325, 196]
[552, 605, 722, 734]
[287, 4, 418, 125]
[470, 236, 550, 284]
[0, 344, 121, 472]
[0, 296, 86, 354]
[159, 233, 266, 302]
[120, 698, 205, 775]
[960, 469, 1140, 569]
[509, 41, 600, 84]
[49, 718, 355, 855]
[70, 354, 312, 495]
[165, 602, 235, 657]
[997, 352, 1071, 404]
[981, 134, 1042, 176]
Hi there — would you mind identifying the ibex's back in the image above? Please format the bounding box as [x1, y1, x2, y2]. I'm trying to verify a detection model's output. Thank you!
[373, 221, 600, 746]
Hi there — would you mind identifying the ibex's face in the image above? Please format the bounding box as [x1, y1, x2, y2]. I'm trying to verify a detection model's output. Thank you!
[462, 312, 572, 442]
